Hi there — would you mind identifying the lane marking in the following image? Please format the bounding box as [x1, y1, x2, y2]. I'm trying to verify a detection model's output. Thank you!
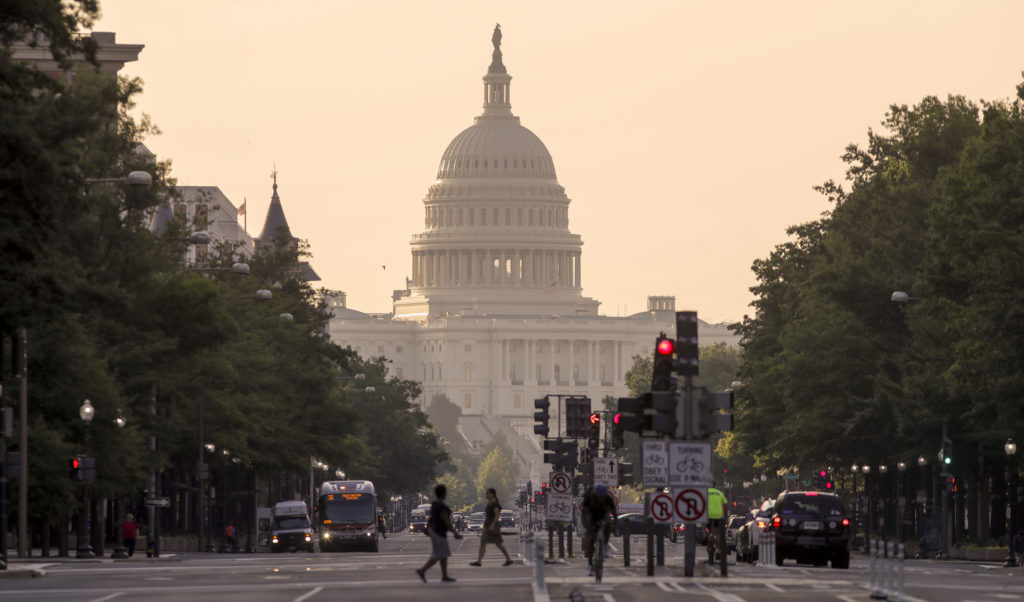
[765, 582, 785, 592]
[293, 586, 322, 602]
[695, 583, 745, 602]
[89, 594, 125, 602]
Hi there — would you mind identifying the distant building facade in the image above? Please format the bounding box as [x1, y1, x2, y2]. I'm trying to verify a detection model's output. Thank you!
[327, 27, 737, 485]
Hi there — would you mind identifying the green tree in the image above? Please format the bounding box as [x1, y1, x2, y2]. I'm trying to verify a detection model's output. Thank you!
[426, 393, 462, 446]
[477, 437, 517, 505]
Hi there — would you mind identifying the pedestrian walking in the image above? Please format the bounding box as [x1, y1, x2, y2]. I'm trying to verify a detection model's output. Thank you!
[377, 512, 387, 539]
[225, 523, 237, 552]
[122, 513, 139, 557]
[416, 484, 463, 583]
[1013, 529, 1024, 565]
[470, 488, 513, 566]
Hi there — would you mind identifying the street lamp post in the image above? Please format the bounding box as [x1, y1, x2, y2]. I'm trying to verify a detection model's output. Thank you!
[897, 461, 907, 542]
[110, 413, 128, 559]
[1004, 438, 1018, 568]
[879, 464, 889, 539]
[204, 443, 216, 552]
[76, 399, 96, 558]
[917, 455, 928, 547]
[862, 464, 873, 553]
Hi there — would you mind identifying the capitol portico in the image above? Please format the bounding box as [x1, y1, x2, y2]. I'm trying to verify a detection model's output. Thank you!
[327, 26, 735, 475]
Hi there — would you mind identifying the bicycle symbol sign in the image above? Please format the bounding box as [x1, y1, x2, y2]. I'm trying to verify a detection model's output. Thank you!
[550, 471, 572, 494]
[673, 488, 707, 523]
[650, 492, 673, 522]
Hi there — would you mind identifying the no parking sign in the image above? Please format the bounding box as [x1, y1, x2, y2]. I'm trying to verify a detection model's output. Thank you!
[673, 488, 708, 523]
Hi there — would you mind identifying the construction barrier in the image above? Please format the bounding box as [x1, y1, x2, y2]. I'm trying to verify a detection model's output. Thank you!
[868, 539, 906, 602]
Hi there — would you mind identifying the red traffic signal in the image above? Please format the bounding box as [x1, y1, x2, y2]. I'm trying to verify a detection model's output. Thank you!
[70, 458, 81, 469]
[656, 338, 675, 355]
[589, 413, 601, 425]
[613, 413, 621, 424]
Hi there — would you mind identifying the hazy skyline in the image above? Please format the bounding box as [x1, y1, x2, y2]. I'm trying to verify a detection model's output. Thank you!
[94, 1, 1024, 323]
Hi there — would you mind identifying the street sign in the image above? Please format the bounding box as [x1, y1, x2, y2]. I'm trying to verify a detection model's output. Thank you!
[593, 458, 618, 487]
[642, 441, 669, 487]
[549, 471, 572, 495]
[668, 441, 712, 487]
[649, 492, 674, 523]
[546, 493, 573, 522]
[673, 488, 708, 523]
[145, 497, 171, 508]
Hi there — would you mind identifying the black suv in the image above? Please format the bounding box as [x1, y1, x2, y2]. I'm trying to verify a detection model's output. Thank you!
[769, 491, 850, 568]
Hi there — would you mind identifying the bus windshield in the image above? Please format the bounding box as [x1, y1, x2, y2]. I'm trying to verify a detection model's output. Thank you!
[321, 493, 375, 524]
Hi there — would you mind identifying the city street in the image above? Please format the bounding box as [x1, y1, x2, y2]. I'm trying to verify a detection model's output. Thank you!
[2, 532, 1022, 601]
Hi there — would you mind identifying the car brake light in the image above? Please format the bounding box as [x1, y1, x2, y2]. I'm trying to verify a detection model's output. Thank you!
[842, 518, 850, 527]
[772, 516, 780, 528]
[757, 520, 766, 529]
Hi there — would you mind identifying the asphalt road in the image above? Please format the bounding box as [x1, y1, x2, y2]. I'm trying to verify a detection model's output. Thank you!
[1, 532, 1021, 602]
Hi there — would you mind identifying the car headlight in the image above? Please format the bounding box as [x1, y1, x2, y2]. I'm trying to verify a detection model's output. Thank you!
[321, 532, 330, 540]
[305, 534, 312, 542]
[365, 529, 375, 536]
[272, 536, 279, 544]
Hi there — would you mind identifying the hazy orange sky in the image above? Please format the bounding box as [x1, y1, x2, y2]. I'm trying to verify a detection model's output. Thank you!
[93, 1, 1024, 323]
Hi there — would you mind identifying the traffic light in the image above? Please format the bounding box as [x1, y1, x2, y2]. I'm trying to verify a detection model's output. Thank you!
[69, 456, 82, 481]
[675, 311, 699, 377]
[692, 387, 733, 438]
[543, 439, 562, 466]
[619, 462, 634, 486]
[940, 438, 952, 468]
[616, 396, 643, 433]
[534, 397, 550, 437]
[565, 396, 591, 438]
[588, 412, 601, 449]
[652, 335, 675, 391]
[650, 335, 677, 436]
[611, 413, 625, 449]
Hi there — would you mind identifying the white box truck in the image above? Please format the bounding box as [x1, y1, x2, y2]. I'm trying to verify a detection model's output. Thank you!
[271, 500, 313, 553]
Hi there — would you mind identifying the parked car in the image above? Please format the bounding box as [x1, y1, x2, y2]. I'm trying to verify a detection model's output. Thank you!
[737, 500, 775, 563]
[613, 513, 648, 537]
[769, 491, 850, 568]
[725, 514, 748, 553]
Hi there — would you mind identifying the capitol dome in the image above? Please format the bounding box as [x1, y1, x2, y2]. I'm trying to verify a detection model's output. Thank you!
[436, 118, 557, 180]
[394, 24, 599, 321]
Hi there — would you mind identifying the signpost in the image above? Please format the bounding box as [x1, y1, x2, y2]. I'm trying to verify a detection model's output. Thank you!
[649, 492, 674, 523]
[593, 458, 618, 487]
[145, 496, 170, 508]
[545, 493, 573, 522]
[673, 488, 708, 523]
[642, 441, 669, 487]
[549, 471, 572, 495]
[667, 441, 712, 487]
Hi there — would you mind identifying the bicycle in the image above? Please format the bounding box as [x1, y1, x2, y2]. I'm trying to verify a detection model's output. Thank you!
[593, 521, 606, 583]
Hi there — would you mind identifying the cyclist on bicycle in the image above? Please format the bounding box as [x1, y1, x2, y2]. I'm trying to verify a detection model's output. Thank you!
[706, 483, 728, 562]
[581, 483, 618, 576]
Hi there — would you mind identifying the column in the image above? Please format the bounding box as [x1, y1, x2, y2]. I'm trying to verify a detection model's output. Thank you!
[512, 250, 520, 286]
[569, 340, 575, 385]
[574, 252, 581, 289]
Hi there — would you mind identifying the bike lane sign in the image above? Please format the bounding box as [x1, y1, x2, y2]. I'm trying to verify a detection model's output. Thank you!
[673, 488, 708, 523]
[642, 440, 669, 487]
[649, 492, 674, 523]
[668, 441, 712, 487]
[546, 492, 573, 522]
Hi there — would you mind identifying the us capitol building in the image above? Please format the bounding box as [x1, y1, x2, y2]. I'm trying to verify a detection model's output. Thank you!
[327, 26, 736, 475]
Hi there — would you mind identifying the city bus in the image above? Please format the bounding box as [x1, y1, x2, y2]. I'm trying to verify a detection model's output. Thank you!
[316, 480, 380, 552]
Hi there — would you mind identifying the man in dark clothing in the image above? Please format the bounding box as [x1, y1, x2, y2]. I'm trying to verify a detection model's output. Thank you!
[470, 487, 513, 566]
[581, 483, 617, 575]
[416, 484, 462, 583]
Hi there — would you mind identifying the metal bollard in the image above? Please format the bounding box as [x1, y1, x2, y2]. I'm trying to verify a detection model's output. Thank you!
[886, 541, 896, 597]
[766, 531, 776, 567]
[567, 524, 573, 558]
[869, 539, 886, 599]
[524, 532, 534, 566]
[656, 524, 665, 567]
[534, 535, 546, 594]
[896, 543, 906, 602]
[558, 525, 565, 559]
[622, 521, 630, 567]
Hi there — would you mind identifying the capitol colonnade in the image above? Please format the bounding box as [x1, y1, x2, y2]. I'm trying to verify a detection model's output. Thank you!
[410, 248, 581, 289]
